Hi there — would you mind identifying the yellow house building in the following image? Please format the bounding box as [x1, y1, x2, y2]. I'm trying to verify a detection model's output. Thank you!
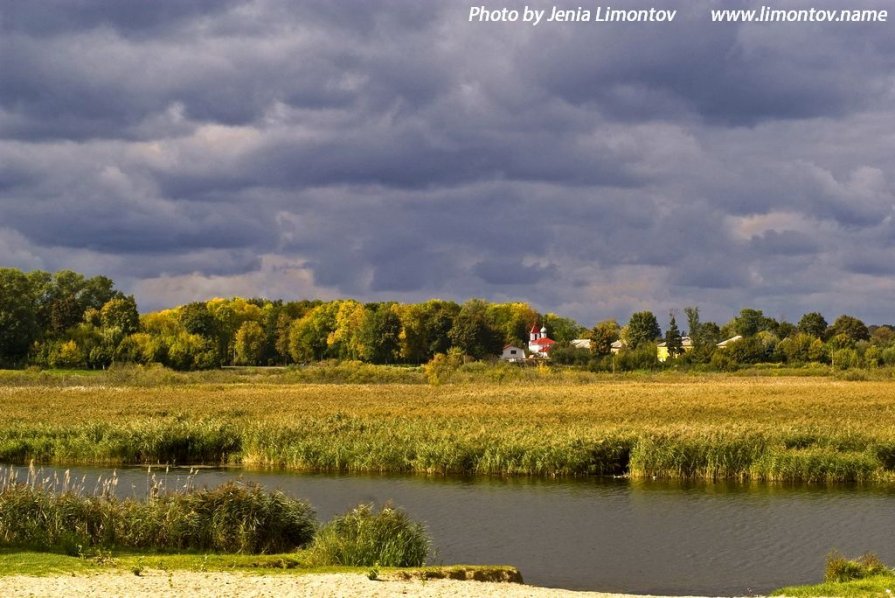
[656, 336, 693, 362]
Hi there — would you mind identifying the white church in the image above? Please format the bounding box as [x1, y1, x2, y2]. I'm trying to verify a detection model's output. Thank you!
[500, 324, 556, 362]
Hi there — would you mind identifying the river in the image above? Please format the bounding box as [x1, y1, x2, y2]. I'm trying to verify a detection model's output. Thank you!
[8, 466, 895, 595]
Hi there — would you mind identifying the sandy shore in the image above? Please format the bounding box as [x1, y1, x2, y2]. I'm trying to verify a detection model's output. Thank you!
[0, 571, 716, 597]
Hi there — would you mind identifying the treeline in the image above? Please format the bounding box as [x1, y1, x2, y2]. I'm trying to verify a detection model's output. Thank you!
[0, 268, 582, 370]
[2, 267, 893, 371]
[552, 307, 895, 371]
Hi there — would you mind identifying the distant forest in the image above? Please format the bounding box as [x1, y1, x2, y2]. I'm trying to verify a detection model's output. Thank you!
[0, 267, 892, 371]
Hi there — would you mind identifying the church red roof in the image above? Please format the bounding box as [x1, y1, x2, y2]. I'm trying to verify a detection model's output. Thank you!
[531, 337, 555, 346]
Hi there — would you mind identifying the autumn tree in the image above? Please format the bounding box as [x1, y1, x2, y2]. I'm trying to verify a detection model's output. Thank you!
[589, 319, 620, 356]
[234, 321, 266, 365]
[100, 296, 140, 336]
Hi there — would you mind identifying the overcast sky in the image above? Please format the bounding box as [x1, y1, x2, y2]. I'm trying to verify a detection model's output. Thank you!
[2, 0, 894, 326]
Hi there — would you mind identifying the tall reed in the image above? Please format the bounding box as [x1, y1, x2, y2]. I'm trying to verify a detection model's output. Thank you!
[0, 465, 316, 553]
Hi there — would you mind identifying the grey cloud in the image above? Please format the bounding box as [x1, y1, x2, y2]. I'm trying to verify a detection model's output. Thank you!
[749, 230, 819, 256]
[473, 259, 556, 286]
[2, 0, 895, 324]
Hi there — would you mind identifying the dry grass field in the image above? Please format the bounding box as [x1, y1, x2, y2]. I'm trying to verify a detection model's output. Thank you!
[0, 375, 894, 481]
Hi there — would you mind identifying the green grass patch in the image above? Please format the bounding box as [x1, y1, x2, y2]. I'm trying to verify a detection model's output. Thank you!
[0, 547, 523, 584]
[773, 553, 895, 597]
[773, 574, 895, 597]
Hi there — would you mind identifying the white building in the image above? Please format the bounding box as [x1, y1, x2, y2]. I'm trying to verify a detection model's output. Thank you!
[716, 335, 743, 348]
[528, 324, 556, 356]
[500, 344, 525, 362]
[571, 339, 592, 350]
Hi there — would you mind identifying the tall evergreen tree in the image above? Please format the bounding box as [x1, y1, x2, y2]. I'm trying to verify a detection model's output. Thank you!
[665, 313, 683, 359]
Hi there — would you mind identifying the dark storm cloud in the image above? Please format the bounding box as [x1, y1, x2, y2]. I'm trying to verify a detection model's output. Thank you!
[474, 259, 556, 286]
[529, 1, 895, 125]
[2, 0, 895, 323]
[0, 1, 242, 37]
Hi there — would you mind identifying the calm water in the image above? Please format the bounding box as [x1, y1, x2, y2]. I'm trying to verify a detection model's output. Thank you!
[10, 466, 895, 596]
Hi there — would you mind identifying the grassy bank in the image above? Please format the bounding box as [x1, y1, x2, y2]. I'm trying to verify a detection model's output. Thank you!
[773, 553, 895, 597]
[0, 548, 521, 583]
[1, 375, 895, 482]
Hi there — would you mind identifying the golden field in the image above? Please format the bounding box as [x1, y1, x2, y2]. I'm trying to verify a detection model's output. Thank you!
[1, 373, 894, 481]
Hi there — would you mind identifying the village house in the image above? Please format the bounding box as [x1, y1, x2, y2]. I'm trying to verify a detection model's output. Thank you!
[500, 344, 525, 362]
[716, 335, 742, 348]
[570, 338, 592, 350]
[656, 336, 694, 362]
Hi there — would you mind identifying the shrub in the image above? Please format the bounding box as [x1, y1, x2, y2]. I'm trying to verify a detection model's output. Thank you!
[423, 351, 464, 385]
[825, 551, 889, 582]
[304, 503, 430, 567]
[613, 345, 660, 371]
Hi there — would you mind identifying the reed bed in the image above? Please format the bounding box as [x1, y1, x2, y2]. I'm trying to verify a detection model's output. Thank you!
[1, 377, 894, 482]
[0, 465, 316, 553]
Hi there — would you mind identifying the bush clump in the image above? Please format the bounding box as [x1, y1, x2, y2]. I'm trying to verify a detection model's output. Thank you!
[825, 551, 890, 582]
[304, 503, 430, 567]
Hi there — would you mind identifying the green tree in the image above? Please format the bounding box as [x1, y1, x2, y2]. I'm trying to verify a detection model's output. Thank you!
[773, 321, 797, 339]
[288, 304, 338, 362]
[734, 308, 774, 337]
[725, 336, 769, 364]
[665, 313, 683, 359]
[0, 268, 39, 367]
[449, 299, 503, 359]
[829, 315, 870, 345]
[797, 312, 828, 339]
[32, 271, 120, 338]
[422, 300, 459, 357]
[625, 311, 661, 349]
[179, 302, 218, 338]
[684, 306, 702, 344]
[870, 325, 895, 347]
[395, 300, 460, 363]
[486, 302, 540, 347]
[779, 332, 827, 364]
[542, 313, 585, 343]
[358, 303, 401, 364]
